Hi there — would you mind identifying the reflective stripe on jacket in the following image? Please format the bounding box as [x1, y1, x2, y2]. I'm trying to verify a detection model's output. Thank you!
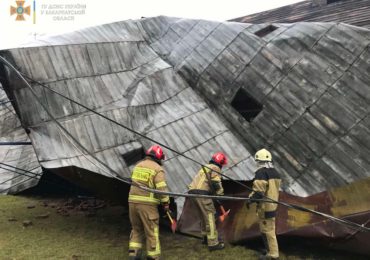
[129, 158, 169, 205]
[188, 164, 224, 195]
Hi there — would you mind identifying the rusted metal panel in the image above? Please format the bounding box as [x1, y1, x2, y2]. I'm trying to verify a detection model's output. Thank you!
[178, 177, 370, 255]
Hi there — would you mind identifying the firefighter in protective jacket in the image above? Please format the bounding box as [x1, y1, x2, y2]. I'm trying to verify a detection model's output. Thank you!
[128, 145, 170, 260]
[188, 152, 228, 251]
[247, 148, 281, 260]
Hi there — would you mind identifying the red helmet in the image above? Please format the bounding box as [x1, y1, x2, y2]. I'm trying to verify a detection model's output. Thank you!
[146, 145, 165, 160]
[212, 152, 228, 166]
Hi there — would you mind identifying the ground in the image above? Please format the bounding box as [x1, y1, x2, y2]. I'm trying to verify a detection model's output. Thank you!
[0, 195, 366, 260]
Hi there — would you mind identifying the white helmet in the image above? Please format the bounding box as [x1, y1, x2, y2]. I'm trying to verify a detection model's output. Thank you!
[254, 148, 272, 162]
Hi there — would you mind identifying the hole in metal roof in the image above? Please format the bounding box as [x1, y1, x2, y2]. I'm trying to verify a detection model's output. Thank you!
[254, 25, 279, 38]
[231, 88, 263, 122]
[122, 147, 145, 166]
[327, 0, 343, 4]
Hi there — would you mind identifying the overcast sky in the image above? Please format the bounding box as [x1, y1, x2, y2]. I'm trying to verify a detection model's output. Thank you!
[1, 0, 302, 49]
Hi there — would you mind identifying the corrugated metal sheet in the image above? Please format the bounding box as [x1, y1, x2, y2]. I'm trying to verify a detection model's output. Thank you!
[142, 17, 370, 196]
[0, 85, 41, 194]
[179, 176, 370, 255]
[0, 17, 369, 200]
[231, 0, 370, 30]
[0, 18, 256, 197]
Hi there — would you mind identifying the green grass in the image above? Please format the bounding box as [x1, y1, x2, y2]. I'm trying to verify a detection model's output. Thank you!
[0, 195, 366, 260]
[0, 195, 258, 260]
[0, 195, 128, 259]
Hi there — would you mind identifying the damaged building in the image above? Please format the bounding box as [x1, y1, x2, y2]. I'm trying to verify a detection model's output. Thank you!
[0, 8, 369, 256]
[0, 84, 41, 193]
[231, 0, 370, 29]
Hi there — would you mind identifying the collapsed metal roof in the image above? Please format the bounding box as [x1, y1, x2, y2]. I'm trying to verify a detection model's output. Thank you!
[0, 16, 369, 198]
[138, 17, 370, 196]
[0, 85, 41, 194]
[231, 0, 370, 30]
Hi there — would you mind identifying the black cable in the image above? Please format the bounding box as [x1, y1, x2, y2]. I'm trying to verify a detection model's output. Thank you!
[0, 99, 12, 106]
[0, 164, 40, 185]
[0, 141, 32, 145]
[0, 175, 35, 194]
[1, 56, 369, 232]
[0, 162, 78, 194]
[0, 164, 42, 194]
[0, 162, 42, 177]
[2, 161, 358, 231]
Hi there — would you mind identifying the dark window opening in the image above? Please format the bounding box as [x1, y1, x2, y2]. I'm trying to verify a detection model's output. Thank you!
[122, 147, 145, 166]
[327, 0, 343, 4]
[231, 88, 263, 122]
[254, 25, 278, 38]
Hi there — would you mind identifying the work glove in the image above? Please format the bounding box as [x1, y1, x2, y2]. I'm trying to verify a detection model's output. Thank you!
[162, 203, 170, 214]
[162, 203, 176, 220]
[246, 191, 263, 209]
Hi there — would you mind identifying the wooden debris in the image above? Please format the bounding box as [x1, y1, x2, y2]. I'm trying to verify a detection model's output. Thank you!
[22, 220, 33, 227]
[27, 204, 36, 209]
[35, 213, 50, 219]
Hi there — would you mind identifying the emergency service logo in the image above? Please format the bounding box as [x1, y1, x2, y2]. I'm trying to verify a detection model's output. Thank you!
[10, 0, 36, 23]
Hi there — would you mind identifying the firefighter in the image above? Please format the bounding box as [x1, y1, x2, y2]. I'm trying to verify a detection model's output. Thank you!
[128, 145, 170, 260]
[188, 152, 228, 251]
[247, 148, 281, 260]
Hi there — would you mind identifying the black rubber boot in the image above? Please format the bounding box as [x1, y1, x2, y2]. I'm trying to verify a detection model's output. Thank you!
[208, 243, 225, 251]
[201, 236, 208, 245]
[218, 235, 225, 248]
[128, 249, 142, 260]
[258, 255, 279, 260]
